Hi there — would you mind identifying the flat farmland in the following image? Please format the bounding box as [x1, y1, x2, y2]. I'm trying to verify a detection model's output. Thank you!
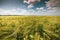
[0, 16, 60, 40]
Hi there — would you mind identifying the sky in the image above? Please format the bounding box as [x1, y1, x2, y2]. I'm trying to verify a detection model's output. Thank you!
[0, 0, 60, 15]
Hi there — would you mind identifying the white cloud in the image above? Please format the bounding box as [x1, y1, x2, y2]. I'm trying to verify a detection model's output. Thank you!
[34, 0, 60, 16]
[36, 6, 60, 16]
[46, 0, 60, 10]
[0, 8, 35, 15]
[28, 4, 34, 8]
[0, 8, 17, 15]
[0, 7, 60, 16]
[24, 0, 40, 8]
[24, 0, 40, 4]
[36, 7, 45, 11]
[46, 0, 60, 7]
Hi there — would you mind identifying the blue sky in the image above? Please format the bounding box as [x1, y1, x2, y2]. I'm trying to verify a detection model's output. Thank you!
[0, 0, 48, 9]
[0, 0, 60, 15]
[0, 0, 25, 9]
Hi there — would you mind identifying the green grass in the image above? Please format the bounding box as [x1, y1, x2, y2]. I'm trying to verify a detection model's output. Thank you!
[0, 16, 60, 40]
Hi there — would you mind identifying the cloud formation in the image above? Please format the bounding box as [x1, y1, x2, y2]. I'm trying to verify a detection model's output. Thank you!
[0, 8, 35, 15]
[46, 0, 60, 10]
[28, 4, 34, 8]
[0, 8, 60, 15]
[24, 0, 40, 8]
[46, 0, 60, 7]
[36, 0, 60, 15]
[0, 9, 17, 15]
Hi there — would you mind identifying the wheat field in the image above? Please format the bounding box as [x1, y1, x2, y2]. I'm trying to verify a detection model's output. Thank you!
[0, 16, 60, 40]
